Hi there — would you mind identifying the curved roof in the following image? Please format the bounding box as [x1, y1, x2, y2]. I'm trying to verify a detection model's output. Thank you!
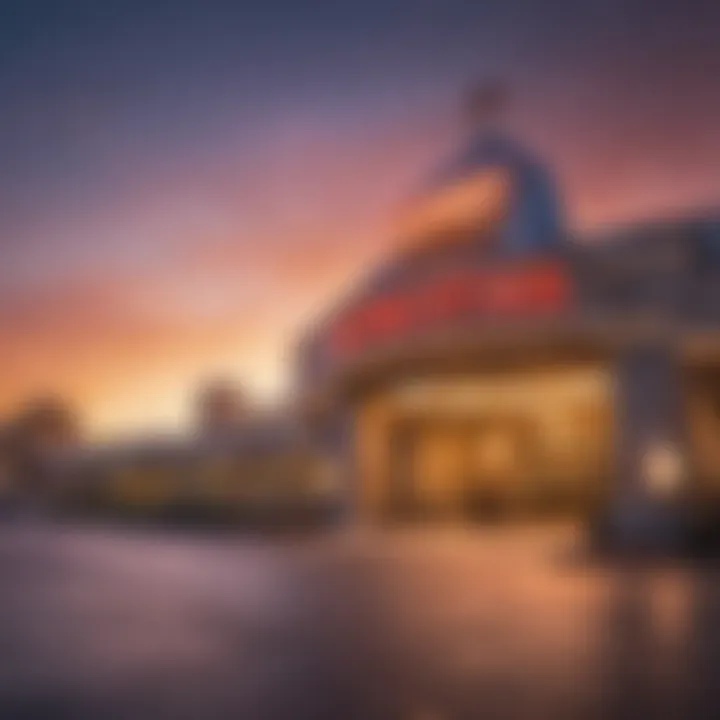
[404, 131, 564, 255]
[295, 133, 571, 391]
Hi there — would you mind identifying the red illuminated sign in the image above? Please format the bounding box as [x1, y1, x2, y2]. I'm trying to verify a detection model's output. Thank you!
[328, 260, 572, 361]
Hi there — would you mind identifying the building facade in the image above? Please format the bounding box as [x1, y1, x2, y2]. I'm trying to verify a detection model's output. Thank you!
[68, 416, 334, 525]
[296, 131, 720, 549]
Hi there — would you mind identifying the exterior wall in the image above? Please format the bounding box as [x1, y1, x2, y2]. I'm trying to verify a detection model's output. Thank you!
[684, 364, 720, 500]
[354, 396, 393, 520]
[606, 344, 689, 549]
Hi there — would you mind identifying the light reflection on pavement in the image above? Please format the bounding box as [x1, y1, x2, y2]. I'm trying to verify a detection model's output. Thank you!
[0, 523, 719, 719]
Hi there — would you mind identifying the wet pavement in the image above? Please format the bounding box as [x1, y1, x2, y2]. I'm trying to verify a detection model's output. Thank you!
[1, 523, 720, 719]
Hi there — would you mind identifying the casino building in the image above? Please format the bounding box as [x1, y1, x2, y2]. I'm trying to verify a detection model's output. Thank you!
[295, 128, 720, 548]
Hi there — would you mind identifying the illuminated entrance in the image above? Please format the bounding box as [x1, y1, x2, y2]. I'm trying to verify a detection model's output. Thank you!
[389, 416, 538, 520]
[355, 365, 614, 522]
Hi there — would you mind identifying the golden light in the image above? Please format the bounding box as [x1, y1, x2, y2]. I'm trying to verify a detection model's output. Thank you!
[642, 441, 685, 498]
[395, 166, 512, 248]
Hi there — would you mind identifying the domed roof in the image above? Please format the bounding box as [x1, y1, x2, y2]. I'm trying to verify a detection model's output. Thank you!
[397, 132, 564, 255]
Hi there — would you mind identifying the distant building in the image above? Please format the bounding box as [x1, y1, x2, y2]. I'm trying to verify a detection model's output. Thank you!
[74, 412, 333, 525]
[0, 395, 82, 506]
[195, 379, 247, 439]
[0, 424, 13, 501]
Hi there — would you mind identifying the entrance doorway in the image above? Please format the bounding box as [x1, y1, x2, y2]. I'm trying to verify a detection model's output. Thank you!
[388, 416, 537, 521]
[358, 365, 614, 523]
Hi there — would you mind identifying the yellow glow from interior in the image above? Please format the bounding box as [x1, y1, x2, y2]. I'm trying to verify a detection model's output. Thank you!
[354, 365, 614, 519]
[393, 367, 610, 413]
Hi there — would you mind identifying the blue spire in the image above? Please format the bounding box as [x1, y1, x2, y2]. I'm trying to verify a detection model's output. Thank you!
[424, 131, 564, 254]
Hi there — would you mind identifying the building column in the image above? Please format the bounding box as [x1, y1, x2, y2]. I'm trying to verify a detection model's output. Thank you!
[602, 343, 689, 552]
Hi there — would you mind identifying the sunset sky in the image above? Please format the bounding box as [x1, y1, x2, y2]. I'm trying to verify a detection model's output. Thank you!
[2, 0, 720, 438]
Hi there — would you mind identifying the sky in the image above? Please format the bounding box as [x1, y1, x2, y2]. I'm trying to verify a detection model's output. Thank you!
[1, 0, 720, 438]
